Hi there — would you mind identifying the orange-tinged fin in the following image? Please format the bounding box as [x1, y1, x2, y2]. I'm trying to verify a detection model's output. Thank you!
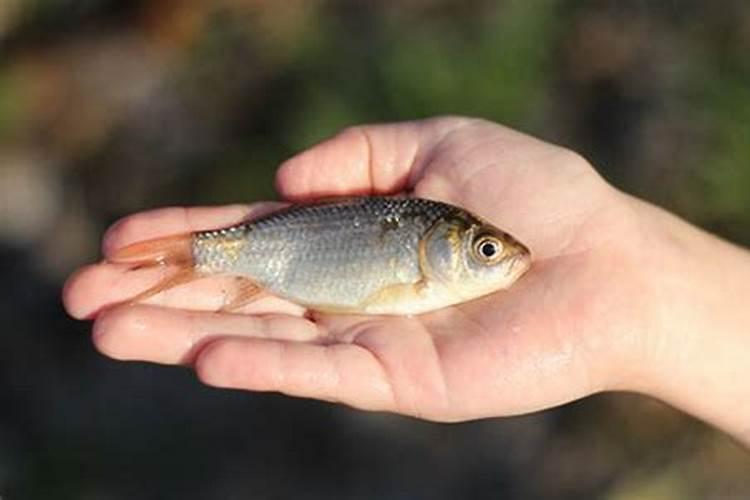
[109, 233, 200, 305]
[110, 234, 194, 267]
[127, 267, 200, 304]
[220, 277, 264, 312]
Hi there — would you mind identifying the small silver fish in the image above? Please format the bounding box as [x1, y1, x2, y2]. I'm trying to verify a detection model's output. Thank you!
[111, 197, 531, 315]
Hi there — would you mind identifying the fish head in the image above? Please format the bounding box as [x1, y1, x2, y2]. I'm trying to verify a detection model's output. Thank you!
[421, 212, 531, 301]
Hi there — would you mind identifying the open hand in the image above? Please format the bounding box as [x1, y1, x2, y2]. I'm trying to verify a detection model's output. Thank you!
[64, 117, 661, 421]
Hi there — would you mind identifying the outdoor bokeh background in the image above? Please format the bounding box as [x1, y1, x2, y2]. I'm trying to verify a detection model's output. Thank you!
[1, 0, 749, 498]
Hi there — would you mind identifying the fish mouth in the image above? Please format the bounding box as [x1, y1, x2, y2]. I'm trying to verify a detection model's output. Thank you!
[505, 250, 531, 279]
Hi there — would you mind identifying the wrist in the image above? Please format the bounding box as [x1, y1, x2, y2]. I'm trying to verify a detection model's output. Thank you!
[621, 196, 750, 443]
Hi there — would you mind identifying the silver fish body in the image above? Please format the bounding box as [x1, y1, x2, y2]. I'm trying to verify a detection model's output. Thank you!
[190, 197, 530, 315]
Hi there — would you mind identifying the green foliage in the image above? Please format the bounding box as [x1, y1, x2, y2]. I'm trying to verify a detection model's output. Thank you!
[697, 81, 750, 231]
[0, 69, 25, 141]
[377, 2, 555, 124]
[679, 35, 750, 243]
[277, 2, 556, 149]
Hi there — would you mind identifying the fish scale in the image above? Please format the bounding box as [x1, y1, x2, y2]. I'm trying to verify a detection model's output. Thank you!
[194, 197, 459, 310]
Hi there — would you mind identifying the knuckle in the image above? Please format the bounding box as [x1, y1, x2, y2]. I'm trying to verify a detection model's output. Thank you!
[337, 124, 366, 139]
[555, 147, 593, 172]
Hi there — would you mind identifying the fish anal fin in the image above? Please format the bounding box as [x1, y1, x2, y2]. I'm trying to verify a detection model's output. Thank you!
[220, 278, 264, 312]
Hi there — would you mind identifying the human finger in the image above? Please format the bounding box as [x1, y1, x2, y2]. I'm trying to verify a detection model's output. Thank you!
[275, 116, 476, 200]
[92, 304, 322, 364]
[195, 337, 395, 412]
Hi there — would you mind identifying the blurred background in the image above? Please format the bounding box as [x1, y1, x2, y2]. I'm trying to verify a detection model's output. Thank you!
[1, 0, 749, 498]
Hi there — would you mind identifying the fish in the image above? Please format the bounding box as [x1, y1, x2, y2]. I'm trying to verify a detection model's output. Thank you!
[110, 196, 531, 315]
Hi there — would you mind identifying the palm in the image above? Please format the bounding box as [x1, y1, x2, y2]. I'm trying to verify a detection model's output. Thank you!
[65, 118, 645, 420]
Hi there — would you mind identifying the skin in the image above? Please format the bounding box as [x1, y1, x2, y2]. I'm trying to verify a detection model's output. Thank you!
[63, 117, 750, 445]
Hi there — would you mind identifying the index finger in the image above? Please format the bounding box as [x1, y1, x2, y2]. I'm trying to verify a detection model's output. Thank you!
[274, 116, 475, 201]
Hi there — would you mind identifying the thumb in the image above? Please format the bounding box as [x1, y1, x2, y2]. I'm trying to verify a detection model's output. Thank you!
[274, 117, 472, 201]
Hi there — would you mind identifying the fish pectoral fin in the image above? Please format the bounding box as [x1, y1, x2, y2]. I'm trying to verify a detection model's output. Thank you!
[220, 277, 264, 312]
[358, 281, 427, 314]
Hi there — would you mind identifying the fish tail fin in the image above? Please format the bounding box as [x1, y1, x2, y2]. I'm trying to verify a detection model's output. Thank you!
[109, 233, 200, 303]
[110, 234, 194, 267]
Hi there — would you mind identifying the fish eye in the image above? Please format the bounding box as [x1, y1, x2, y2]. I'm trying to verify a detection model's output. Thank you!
[473, 236, 503, 263]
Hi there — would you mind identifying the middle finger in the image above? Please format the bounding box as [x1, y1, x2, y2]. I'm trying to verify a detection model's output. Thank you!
[93, 304, 324, 364]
